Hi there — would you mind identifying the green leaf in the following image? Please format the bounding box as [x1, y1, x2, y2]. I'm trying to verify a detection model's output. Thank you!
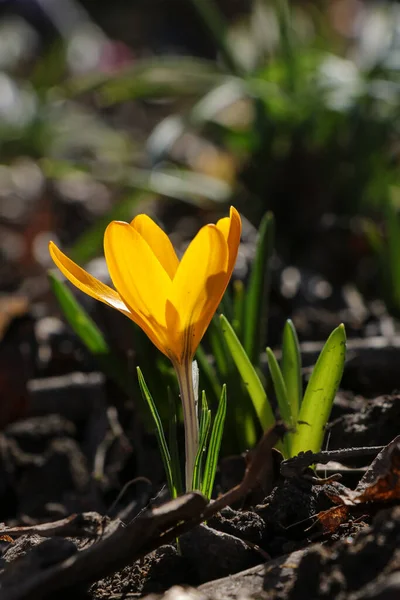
[137, 367, 177, 499]
[168, 387, 183, 497]
[385, 198, 400, 309]
[291, 324, 346, 457]
[49, 271, 109, 355]
[193, 391, 211, 491]
[66, 56, 222, 101]
[281, 319, 302, 420]
[232, 279, 245, 338]
[220, 314, 275, 431]
[207, 316, 231, 378]
[274, 0, 298, 92]
[243, 212, 275, 367]
[201, 385, 227, 499]
[195, 345, 222, 405]
[266, 347, 292, 458]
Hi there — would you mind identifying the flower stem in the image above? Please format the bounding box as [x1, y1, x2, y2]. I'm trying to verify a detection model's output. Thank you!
[174, 360, 199, 491]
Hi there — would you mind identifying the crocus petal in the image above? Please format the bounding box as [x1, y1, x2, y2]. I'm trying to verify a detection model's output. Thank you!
[49, 241, 131, 316]
[167, 224, 228, 363]
[104, 221, 172, 326]
[130, 214, 179, 280]
[216, 206, 242, 275]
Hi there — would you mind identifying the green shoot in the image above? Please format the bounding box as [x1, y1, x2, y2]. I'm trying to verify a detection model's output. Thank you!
[192, 391, 211, 491]
[281, 319, 302, 421]
[290, 324, 346, 456]
[49, 271, 109, 355]
[201, 385, 227, 499]
[265, 347, 292, 457]
[167, 387, 183, 497]
[220, 314, 275, 431]
[195, 344, 222, 405]
[232, 279, 245, 337]
[137, 367, 178, 499]
[243, 211, 275, 367]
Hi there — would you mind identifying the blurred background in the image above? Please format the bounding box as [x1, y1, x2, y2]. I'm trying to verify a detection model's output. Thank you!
[0, 0, 399, 459]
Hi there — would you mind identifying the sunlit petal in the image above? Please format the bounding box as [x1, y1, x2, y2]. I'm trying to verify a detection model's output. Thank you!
[130, 214, 179, 279]
[167, 224, 228, 363]
[104, 220, 171, 326]
[217, 206, 241, 275]
[49, 241, 131, 316]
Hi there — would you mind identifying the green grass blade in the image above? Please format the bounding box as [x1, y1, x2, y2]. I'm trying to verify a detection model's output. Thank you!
[193, 391, 211, 491]
[232, 279, 245, 338]
[266, 348, 291, 426]
[168, 387, 183, 497]
[49, 271, 109, 355]
[195, 345, 222, 404]
[243, 212, 275, 367]
[265, 347, 293, 458]
[385, 197, 400, 309]
[219, 289, 234, 323]
[207, 316, 231, 377]
[291, 324, 346, 457]
[220, 314, 275, 431]
[273, 0, 298, 92]
[281, 319, 302, 420]
[137, 367, 177, 498]
[201, 385, 227, 499]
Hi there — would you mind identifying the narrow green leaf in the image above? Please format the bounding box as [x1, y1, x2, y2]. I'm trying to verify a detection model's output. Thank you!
[207, 316, 231, 377]
[232, 279, 245, 338]
[137, 367, 177, 498]
[281, 319, 302, 420]
[219, 288, 234, 323]
[202, 385, 227, 499]
[49, 271, 109, 355]
[193, 391, 211, 491]
[291, 324, 346, 457]
[266, 347, 292, 457]
[66, 56, 222, 100]
[168, 387, 183, 497]
[385, 198, 400, 309]
[266, 348, 292, 425]
[273, 0, 298, 92]
[220, 314, 275, 431]
[243, 212, 275, 367]
[195, 345, 222, 404]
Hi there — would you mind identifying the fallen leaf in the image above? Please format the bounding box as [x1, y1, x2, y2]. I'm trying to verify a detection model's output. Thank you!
[317, 436, 400, 533]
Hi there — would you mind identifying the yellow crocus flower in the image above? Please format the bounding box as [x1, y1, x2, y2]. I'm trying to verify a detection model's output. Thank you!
[49, 206, 241, 490]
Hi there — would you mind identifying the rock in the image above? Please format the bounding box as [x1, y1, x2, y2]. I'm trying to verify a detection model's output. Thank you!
[180, 524, 260, 584]
[197, 506, 400, 600]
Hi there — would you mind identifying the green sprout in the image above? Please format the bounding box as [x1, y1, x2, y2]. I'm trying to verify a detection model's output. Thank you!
[222, 315, 346, 458]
